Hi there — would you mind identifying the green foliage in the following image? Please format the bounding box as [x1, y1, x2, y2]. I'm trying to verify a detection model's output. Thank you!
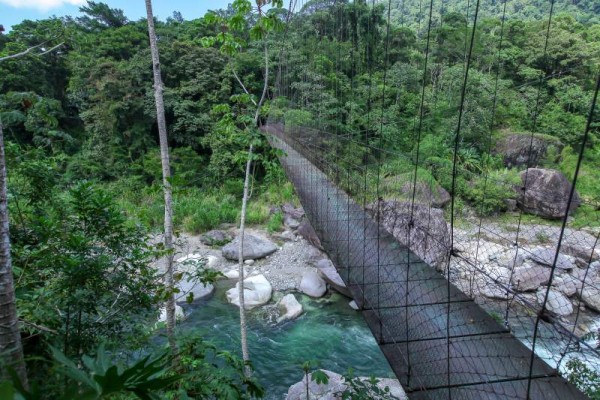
[284, 109, 314, 132]
[175, 333, 264, 399]
[565, 358, 600, 399]
[267, 211, 284, 233]
[9, 167, 161, 361]
[335, 370, 400, 400]
[462, 169, 521, 216]
[2, 345, 180, 399]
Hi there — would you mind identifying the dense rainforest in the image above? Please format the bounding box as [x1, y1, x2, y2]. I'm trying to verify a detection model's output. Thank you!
[0, 0, 599, 398]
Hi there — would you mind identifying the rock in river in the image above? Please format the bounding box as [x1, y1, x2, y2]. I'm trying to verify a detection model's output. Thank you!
[277, 293, 303, 323]
[226, 274, 272, 309]
[315, 258, 352, 297]
[222, 234, 278, 261]
[300, 271, 327, 298]
[286, 369, 407, 400]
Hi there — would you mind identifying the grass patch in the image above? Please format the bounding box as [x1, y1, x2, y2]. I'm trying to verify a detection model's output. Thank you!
[109, 176, 299, 234]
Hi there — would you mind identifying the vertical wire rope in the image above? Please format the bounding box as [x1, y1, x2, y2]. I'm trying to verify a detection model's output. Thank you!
[446, 0, 481, 395]
[468, 0, 509, 313]
[507, 0, 555, 314]
[361, 0, 375, 308]
[375, 0, 393, 344]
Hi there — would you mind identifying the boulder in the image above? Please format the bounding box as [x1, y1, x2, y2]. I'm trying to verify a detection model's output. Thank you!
[399, 180, 451, 208]
[224, 269, 240, 279]
[226, 274, 272, 309]
[561, 244, 600, 263]
[297, 219, 323, 250]
[552, 275, 578, 297]
[481, 285, 510, 300]
[282, 203, 304, 229]
[176, 277, 214, 304]
[159, 305, 184, 323]
[315, 258, 352, 297]
[300, 271, 327, 297]
[277, 293, 303, 323]
[515, 168, 580, 219]
[368, 201, 450, 269]
[511, 264, 551, 292]
[286, 370, 407, 400]
[200, 230, 233, 246]
[222, 234, 278, 261]
[494, 133, 563, 169]
[537, 287, 573, 316]
[526, 247, 576, 270]
[581, 285, 600, 313]
[491, 248, 525, 270]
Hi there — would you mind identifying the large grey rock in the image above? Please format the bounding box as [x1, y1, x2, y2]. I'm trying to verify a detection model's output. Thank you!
[552, 275, 578, 297]
[277, 293, 303, 323]
[368, 201, 450, 269]
[536, 287, 573, 316]
[494, 133, 563, 169]
[561, 244, 600, 263]
[315, 259, 352, 297]
[399, 180, 451, 208]
[300, 271, 327, 298]
[481, 285, 510, 300]
[511, 264, 551, 292]
[200, 230, 233, 246]
[176, 277, 214, 304]
[581, 284, 600, 312]
[515, 168, 580, 219]
[492, 248, 525, 270]
[526, 247, 576, 270]
[222, 234, 278, 260]
[282, 203, 304, 229]
[286, 370, 407, 400]
[226, 274, 272, 309]
[297, 219, 323, 250]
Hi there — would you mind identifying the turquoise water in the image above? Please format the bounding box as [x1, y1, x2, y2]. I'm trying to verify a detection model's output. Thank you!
[180, 282, 395, 399]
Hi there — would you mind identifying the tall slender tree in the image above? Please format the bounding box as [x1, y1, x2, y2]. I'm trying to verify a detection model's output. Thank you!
[203, 0, 285, 375]
[144, 0, 177, 358]
[0, 121, 27, 386]
[0, 39, 63, 387]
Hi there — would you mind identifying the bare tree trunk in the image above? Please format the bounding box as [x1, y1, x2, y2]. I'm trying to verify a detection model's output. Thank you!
[237, 143, 253, 375]
[144, 0, 177, 359]
[0, 123, 28, 386]
[237, 41, 270, 376]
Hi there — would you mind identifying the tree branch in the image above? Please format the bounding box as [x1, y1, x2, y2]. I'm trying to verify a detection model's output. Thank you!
[233, 68, 258, 106]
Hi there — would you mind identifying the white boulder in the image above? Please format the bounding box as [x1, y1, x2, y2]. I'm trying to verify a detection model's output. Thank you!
[277, 293, 303, 323]
[226, 274, 272, 309]
[300, 271, 327, 298]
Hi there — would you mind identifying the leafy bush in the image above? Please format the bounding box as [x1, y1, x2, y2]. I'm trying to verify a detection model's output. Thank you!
[462, 169, 520, 216]
[284, 109, 313, 132]
[565, 358, 600, 399]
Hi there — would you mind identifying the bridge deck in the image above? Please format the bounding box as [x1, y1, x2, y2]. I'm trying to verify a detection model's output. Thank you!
[265, 125, 585, 399]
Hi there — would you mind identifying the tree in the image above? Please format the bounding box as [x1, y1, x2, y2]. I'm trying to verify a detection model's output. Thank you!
[202, 0, 285, 375]
[0, 38, 63, 388]
[144, 0, 177, 360]
[0, 122, 27, 386]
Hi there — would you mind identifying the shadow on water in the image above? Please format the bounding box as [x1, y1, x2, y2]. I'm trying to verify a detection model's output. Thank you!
[180, 281, 395, 399]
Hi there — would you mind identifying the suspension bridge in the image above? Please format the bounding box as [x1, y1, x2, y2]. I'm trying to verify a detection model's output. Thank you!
[261, 0, 600, 398]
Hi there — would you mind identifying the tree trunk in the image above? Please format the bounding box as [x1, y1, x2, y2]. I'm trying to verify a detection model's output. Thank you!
[237, 143, 253, 375]
[0, 123, 28, 386]
[144, 0, 177, 359]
